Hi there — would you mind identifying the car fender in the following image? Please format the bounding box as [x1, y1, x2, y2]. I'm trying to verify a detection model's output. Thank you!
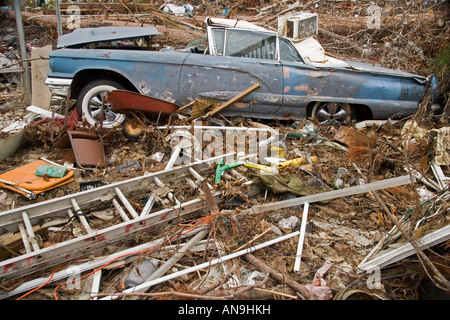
[48, 48, 190, 104]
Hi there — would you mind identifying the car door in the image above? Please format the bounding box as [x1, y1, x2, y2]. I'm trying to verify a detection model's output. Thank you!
[179, 28, 283, 118]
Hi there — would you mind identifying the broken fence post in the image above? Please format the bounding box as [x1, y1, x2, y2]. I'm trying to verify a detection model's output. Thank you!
[244, 253, 314, 300]
[205, 83, 261, 117]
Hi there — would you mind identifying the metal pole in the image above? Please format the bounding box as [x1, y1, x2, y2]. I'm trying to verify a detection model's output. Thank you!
[55, 0, 63, 37]
[13, 0, 32, 105]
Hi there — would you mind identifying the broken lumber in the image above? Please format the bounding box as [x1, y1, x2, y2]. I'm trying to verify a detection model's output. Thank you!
[205, 83, 261, 117]
[354, 164, 449, 291]
[244, 253, 313, 299]
[318, 28, 365, 56]
[148, 9, 203, 31]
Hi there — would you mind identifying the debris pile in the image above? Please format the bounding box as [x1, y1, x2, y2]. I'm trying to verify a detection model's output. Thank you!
[0, 96, 448, 301]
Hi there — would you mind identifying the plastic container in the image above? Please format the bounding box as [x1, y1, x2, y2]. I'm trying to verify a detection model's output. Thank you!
[124, 259, 158, 289]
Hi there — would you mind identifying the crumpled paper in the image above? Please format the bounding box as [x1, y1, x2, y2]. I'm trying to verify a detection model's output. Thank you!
[304, 260, 333, 300]
[165, 129, 202, 164]
[431, 127, 450, 166]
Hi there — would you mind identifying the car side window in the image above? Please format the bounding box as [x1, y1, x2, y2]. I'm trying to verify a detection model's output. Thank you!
[224, 29, 278, 60]
[279, 38, 304, 63]
[212, 29, 225, 55]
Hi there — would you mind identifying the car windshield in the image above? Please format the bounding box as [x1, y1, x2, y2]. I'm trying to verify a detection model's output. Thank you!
[279, 37, 304, 63]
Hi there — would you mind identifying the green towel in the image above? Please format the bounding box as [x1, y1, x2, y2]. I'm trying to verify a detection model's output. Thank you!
[250, 173, 326, 197]
[35, 165, 67, 178]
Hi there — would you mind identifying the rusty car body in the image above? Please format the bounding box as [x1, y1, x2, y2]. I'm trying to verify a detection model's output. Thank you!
[45, 18, 439, 128]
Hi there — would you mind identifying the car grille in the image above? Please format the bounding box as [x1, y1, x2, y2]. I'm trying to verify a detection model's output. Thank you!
[400, 85, 421, 100]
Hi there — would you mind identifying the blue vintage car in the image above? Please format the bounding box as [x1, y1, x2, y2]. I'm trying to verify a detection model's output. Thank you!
[45, 18, 439, 128]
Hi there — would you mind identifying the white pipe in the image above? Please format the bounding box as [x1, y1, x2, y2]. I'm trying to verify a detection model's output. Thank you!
[294, 203, 309, 273]
[157, 125, 273, 132]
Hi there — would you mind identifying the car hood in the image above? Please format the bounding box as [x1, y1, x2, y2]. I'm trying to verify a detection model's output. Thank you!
[343, 61, 428, 82]
[57, 27, 162, 48]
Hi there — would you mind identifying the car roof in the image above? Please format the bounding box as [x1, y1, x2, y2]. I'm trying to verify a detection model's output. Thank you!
[205, 17, 271, 32]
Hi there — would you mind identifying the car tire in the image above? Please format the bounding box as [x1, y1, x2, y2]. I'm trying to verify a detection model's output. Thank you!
[77, 80, 126, 128]
[311, 102, 351, 125]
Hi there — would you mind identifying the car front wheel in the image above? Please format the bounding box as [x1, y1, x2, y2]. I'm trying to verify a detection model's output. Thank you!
[311, 102, 351, 126]
[77, 80, 126, 128]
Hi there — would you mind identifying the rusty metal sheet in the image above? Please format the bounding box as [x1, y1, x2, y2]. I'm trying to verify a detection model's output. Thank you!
[107, 90, 179, 118]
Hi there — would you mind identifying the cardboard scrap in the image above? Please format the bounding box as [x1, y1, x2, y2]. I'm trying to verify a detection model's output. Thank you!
[334, 126, 376, 147]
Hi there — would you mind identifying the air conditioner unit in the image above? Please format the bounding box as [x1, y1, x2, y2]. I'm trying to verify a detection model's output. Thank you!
[278, 12, 318, 41]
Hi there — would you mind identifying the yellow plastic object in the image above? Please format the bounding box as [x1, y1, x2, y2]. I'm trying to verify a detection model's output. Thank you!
[267, 146, 286, 159]
[275, 156, 317, 169]
[0, 160, 74, 197]
[243, 162, 278, 174]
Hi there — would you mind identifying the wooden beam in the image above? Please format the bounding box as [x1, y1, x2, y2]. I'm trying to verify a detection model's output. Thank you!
[244, 253, 314, 300]
[205, 83, 261, 117]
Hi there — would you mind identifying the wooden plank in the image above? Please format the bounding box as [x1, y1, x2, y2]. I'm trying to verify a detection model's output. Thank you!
[31, 45, 52, 110]
[206, 83, 261, 117]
